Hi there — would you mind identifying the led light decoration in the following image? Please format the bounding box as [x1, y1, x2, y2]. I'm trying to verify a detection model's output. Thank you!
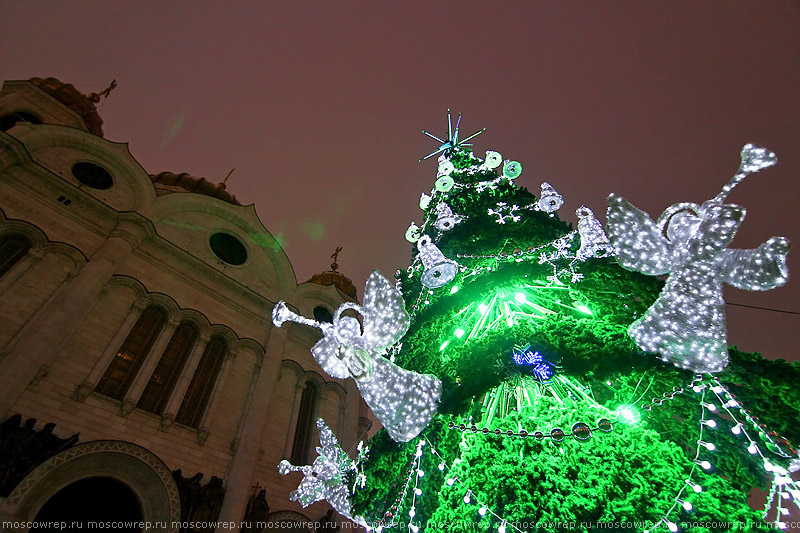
[420, 109, 485, 161]
[442, 284, 593, 349]
[417, 236, 459, 289]
[502, 160, 522, 179]
[435, 175, 455, 192]
[482, 150, 502, 170]
[537, 182, 564, 213]
[433, 202, 464, 232]
[438, 159, 455, 176]
[576, 206, 614, 261]
[487, 202, 522, 224]
[511, 346, 555, 382]
[405, 222, 421, 243]
[278, 419, 368, 527]
[272, 271, 441, 442]
[419, 193, 432, 210]
[606, 144, 790, 373]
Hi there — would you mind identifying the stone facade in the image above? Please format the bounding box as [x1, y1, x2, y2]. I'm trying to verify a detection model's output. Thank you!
[0, 78, 369, 532]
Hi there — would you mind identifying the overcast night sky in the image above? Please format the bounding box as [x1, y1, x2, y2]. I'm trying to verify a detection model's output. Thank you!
[2, 1, 798, 362]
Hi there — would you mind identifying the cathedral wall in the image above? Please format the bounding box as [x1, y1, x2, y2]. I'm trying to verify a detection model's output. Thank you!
[0, 78, 368, 528]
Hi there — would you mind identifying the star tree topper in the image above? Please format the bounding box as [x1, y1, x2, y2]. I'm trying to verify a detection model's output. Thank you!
[273, 271, 441, 442]
[607, 144, 790, 373]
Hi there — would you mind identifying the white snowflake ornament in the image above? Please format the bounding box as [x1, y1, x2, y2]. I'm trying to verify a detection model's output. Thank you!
[273, 271, 441, 441]
[607, 144, 790, 373]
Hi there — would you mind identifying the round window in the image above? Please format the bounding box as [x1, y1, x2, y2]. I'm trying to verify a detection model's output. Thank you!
[72, 162, 113, 190]
[209, 232, 248, 265]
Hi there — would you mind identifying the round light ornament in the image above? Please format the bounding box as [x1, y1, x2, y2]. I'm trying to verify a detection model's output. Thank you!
[437, 160, 455, 176]
[435, 175, 455, 192]
[484, 150, 502, 169]
[503, 160, 522, 179]
[571, 422, 592, 441]
[419, 193, 432, 210]
[597, 418, 613, 433]
[405, 222, 421, 243]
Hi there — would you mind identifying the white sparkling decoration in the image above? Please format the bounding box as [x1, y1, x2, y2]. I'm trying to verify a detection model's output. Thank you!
[538, 182, 564, 213]
[576, 206, 615, 261]
[434, 202, 464, 232]
[417, 235, 459, 289]
[606, 144, 790, 373]
[488, 202, 521, 224]
[420, 193, 432, 210]
[272, 271, 442, 442]
[481, 150, 503, 170]
[405, 222, 422, 243]
[278, 419, 368, 527]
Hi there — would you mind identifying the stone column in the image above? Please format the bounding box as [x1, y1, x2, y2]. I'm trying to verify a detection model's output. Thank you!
[215, 327, 286, 532]
[119, 318, 179, 417]
[194, 346, 237, 445]
[74, 299, 147, 402]
[281, 379, 305, 459]
[0, 215, 150, 418]
[159, 334, 210, 431]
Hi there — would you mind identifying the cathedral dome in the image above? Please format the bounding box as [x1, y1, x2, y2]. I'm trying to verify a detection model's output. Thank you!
[149, 172, 240, 205]
[28, 77, 104, 136]
[308, 270, 358, 301]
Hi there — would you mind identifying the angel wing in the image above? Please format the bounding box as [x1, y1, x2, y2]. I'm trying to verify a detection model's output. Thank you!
[606, 193, 671, 275]
[361, 270, 411, 352]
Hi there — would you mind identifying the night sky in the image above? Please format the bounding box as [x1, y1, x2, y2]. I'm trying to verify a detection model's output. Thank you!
[2, 2, 798, 362]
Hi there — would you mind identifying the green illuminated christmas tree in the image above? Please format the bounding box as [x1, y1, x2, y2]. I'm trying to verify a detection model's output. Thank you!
[349, 115, 800, 533]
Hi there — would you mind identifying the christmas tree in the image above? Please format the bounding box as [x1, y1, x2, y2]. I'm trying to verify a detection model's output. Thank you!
[273, 113, 799, 533]
[347, 114, 800, 533]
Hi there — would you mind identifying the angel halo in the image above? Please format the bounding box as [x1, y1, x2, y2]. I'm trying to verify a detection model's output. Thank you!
[606, 144, 790, 373]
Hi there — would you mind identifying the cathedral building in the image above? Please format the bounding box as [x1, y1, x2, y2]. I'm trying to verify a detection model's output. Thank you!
[0, 77, 370, 532]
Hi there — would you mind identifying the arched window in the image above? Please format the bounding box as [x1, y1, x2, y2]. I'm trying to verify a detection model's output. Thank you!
[290, 381, 319, 465]
[0, 234, 32, 278]
[176, 336, 228, 428]
[137, 322, 198, 415]
[0, 111, 41, 132]
[95, 307, 167, 400]
[313, 306, 334, 324]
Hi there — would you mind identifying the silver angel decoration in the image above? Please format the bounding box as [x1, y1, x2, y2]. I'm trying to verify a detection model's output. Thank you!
[272, 271, 441, 442]
[607, 144, 790, 373]
[278, 419, 368, 527]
